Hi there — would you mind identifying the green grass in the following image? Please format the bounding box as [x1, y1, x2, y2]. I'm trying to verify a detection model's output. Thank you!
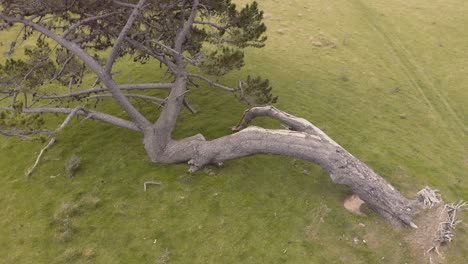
[1, 0, 467, 263]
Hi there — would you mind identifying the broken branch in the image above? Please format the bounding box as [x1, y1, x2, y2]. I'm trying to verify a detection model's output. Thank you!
[144, 181, 162, 191]
[188, 73, 236, 92]
[26, 137, 56, 177]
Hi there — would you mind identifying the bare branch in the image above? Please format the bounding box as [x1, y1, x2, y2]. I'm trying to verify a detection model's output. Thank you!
[86, 93, 165, 106]
[6, 25, 26, 56]
[232, 106, 340, 147]
[62, 13, 118, 38]
[21, 57, 50, 86]
[143, 181, 162, 191]
[25, 106, 85, 176]
[54, 106, 83, 134]
[23, 93, 28, 108]
[105, 0, 146, 74]
[48, 55, 74, 83]
[174, 0, 200, 53]
[86, 94, 198, 114]
[125, 36, 176, 70]
[194, 20, 227, 31]
[0, 15, 151, 128]
[10, 92, 18, 108]
[26, 137, 56, 177]
[0, 126, 50, 140]
[113, 0, 137, 8]
[0, 94, 12, 103]
[149, 40, 196, 64]
[183, 99, 197, 114]
[188, 73, 236, 92]
[38, 83, 173, 100]
[67, 77, 74, 95]
[23, 107, 141, 132]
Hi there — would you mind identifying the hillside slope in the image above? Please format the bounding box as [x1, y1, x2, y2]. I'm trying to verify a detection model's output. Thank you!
[0, 0, 466, 263]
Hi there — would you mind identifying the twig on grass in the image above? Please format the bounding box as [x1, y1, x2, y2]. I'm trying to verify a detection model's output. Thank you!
[144, 181, 162, 191]
[25, 107, 84, 177]
[26, 137, 56, 177]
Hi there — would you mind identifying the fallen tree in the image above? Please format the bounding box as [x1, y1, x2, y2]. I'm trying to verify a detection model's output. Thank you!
[0, 0, 452, 228]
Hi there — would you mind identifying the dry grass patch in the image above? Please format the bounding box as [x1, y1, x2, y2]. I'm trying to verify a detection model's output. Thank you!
[309, 32, 337, 48]
[405, 191, 467, 264]
[306, 203, 331, 241]
[79, 194, 101, 210]
[53, 202, 79, 243]
[406, 205, 448, 263]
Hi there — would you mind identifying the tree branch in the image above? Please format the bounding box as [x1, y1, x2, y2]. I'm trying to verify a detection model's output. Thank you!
[143, 181, 162, 191]
[86, 93, 196, 114]
[0, 126, 50, 140]
[20, 57, 50, 86]
[86, 93, 165, 106]
[48, 55, 74, 83]
[23, 92, 28, 109]
[113, 0, 137, 8]
[194, 20, 228, 31]
[23, 107, 141, 132]
[105, 0, 146, 74]
[62, 13, 118, 38]
[232, 106, 340, 147]
[10, 92, 18, 108]
[124, 36, 176, 70]
[0, 15, 151, 128]
[26, 137, 56, 177]
[54, 106, 84, 134]
[38, 83, 173, 100]
[188, 73, 236, 92]
[147, 1, 202, 151]
[183, 98, 197, 114]
[174, 0, 200, 53]
[26, 106, 85, 177]
[0, 94, 12, 103]
[149, 40, 196, 65]
[6, 25, 26, 55]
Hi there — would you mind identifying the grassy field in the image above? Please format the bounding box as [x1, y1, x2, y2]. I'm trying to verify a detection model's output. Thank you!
[0, 0, 467, 263]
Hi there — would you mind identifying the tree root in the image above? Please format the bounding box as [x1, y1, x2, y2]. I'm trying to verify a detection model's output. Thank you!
[413, 187, 467, 263]
[417, 186, 441, 209]
[433, 201, 467, 244]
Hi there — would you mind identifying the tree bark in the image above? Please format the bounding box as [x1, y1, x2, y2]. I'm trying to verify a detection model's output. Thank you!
[143, 106, 417, 227]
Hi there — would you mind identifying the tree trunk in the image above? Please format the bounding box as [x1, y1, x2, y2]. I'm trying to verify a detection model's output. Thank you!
[143, 106, 417, 227]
